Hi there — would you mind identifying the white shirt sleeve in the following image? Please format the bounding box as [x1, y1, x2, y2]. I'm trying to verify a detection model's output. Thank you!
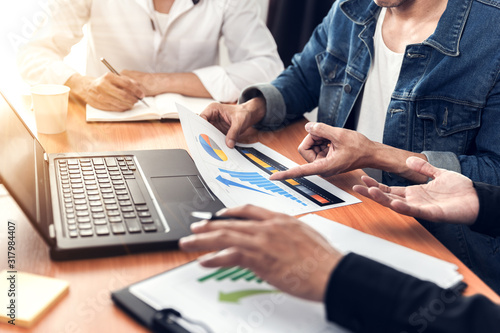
[192, 0, 284, 102]
[16, 0, 92, 85]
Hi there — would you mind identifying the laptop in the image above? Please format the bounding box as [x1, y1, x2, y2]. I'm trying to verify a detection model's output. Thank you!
[0, 91, 224, 260]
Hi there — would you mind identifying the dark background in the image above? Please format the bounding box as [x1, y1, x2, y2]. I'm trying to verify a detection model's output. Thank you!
[267, 0, 336, 67]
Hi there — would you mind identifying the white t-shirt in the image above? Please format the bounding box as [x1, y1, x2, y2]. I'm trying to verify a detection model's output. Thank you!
[354, 8, 404, 180]
[155, 11, 170, 35]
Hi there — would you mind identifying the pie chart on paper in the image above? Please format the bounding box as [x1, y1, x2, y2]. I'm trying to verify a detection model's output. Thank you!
[199, 134, 228, 161]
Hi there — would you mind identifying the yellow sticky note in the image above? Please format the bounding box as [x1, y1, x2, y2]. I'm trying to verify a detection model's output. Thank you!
[0, 270, 69, 328]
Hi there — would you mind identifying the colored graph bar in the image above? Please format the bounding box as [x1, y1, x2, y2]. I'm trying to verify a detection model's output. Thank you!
[235, 146, 344, 206]
[245, 274, 257, 282]
[216, 267, 245, 281]
[198, 267, 263, 284]
[219, 169, 308, 206]
[198, 267, 234, 282]
[231, 270, 254, 281]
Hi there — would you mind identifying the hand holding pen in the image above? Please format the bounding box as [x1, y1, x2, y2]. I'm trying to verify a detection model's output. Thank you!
[99, 58, 150, 109]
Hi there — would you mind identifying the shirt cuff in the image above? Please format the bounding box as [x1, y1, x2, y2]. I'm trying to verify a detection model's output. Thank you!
[238, 83, 286, 130]
[192, 66, 240, 103]
[325, 253, 416, 331]
[422, 151, 461, 174]
[471, 182, 500, 237]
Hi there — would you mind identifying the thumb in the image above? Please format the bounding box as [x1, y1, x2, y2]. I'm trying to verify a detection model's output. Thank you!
[305, 122, 336, 141]
[225, 122, 241, 148]
[406, 156, 443, 180]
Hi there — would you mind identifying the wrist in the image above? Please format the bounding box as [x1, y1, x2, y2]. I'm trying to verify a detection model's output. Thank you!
[142, 73, 170, 96]
[369, 143, 428, 183]
[315, 253, 343, 302]
[244, 96, 266, 124]
[145, 72, 211, 98]
[64, 73, 93, 104]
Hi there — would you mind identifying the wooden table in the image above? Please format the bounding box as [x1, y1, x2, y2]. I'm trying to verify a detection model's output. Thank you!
[1, 100, 499, 332]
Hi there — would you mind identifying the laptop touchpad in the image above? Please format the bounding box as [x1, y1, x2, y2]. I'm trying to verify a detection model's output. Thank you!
[151, 176, 212, 204]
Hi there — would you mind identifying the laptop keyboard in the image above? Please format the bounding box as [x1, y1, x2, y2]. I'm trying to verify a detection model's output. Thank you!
[56, 156, 158, 238]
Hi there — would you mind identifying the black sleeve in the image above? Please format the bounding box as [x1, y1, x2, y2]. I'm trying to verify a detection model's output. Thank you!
[471, 182, 500, 237]
[325, 253, 500, 333]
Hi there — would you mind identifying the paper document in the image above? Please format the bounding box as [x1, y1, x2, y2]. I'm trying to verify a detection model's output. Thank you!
[86, 93, 215, 122]
[300, 214, 463, 288]
[176, 104, 360, 215]
[129, 214, 463, 333]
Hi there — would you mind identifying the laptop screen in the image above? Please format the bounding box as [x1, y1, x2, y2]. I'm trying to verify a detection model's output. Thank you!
[0, 91, 53, 243]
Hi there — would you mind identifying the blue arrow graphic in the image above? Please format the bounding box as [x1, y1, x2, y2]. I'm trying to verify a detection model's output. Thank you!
[216, 175, 271, 195]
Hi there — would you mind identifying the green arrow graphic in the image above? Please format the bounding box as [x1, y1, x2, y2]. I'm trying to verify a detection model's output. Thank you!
[219, 289, 280, 303]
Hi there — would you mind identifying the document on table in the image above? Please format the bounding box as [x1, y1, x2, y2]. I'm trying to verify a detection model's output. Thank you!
[176, 104, 360, 215]
[300, 214, 463, 288]
[86, 93, 215, 122]
[128, 214, 463, 333]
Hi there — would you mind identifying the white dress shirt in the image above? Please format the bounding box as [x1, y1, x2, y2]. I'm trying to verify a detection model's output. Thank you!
[17, 0, 284, 102]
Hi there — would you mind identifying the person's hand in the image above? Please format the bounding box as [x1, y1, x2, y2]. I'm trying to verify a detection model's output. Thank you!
[179, 205, 343, 302]
[66, 73, 145, 111]
[353, 156, 480, 224]
[270, 122, 375, 180]
[200, 97, 267, 148]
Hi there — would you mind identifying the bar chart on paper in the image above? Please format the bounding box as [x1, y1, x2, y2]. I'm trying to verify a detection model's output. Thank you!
[235, 146, 344, 206]
[177, 103, 361, 216]
[197, 267, 282, 304]
[198, 267, 264, 283]
[130, 261, 349, 333]
[217, 169, 309, 206]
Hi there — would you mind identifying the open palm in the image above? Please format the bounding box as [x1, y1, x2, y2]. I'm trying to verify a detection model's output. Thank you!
[353, 157, 479, 224]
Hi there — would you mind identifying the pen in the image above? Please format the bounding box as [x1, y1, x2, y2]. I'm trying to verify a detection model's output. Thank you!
[190, 211, 240, 221]
[100, 57, 150, 108]
[153, 308, 213, 333]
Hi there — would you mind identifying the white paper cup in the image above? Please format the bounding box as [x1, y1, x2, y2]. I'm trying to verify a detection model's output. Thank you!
[30, 84, 70, 134]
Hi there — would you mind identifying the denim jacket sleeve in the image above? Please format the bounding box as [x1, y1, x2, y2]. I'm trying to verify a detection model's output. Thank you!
[457, 77, 500, 184]
[422, 76, 500, 185]
[239, 5, 338, 130]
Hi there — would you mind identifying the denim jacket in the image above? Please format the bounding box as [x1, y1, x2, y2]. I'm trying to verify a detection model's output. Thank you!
[241, 0, 500, 186]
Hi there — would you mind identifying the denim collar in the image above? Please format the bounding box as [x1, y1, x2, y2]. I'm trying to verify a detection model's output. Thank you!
[340, 0, 473, 56]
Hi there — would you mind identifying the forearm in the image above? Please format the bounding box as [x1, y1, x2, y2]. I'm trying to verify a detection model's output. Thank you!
[369, 142, 429, 183]
[145, 72, 211, 98]
[17, 0, 90, 85]
[326, 253, 500, 332]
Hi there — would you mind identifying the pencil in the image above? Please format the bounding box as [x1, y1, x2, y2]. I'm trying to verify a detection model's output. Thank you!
[100, 57, 150, 108]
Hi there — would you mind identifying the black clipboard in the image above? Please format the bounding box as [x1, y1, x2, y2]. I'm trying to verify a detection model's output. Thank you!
[112, 263, 212, 333]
